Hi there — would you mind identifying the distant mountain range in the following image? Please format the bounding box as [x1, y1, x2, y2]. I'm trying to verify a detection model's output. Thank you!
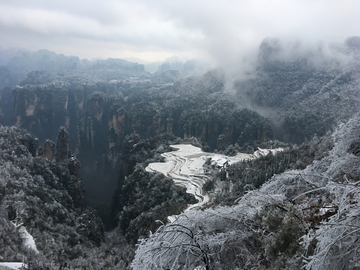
[1, 37, 360, 269]
[0, 47, 209, 91]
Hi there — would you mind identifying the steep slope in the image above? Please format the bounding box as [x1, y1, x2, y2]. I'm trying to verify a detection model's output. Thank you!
[1, 68, 272, 225]
[236, 37, 360, 143]
[111, 133, 198, 243]
[145, 144, 255, 211]
[0, 38, 360, 269]
[0, 126, 105, 268]
[132, 114, 360, 269]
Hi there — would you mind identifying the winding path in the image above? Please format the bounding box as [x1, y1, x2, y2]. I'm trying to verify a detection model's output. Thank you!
[145, 144, 255, 216]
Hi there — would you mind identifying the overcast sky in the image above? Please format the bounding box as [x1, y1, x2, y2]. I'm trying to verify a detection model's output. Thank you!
[0, 0, 359, 65]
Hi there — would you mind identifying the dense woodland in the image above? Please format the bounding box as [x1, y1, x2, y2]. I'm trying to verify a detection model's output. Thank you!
[0, 37, 360, 269]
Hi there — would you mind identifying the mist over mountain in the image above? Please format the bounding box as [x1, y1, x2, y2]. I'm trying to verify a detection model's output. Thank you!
[232, 37, 360, 142]
[155, 58, 209, 76]
[0, 48, 147, 90]
[0, 36, 360, 269]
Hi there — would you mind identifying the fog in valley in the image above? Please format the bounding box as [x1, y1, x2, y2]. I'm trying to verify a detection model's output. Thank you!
[1, 1, 360, 269]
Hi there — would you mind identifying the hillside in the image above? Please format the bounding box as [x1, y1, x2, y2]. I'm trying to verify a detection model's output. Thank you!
[132, 113, 360, 269]
[0, 58, 272, 224]
[0, 37, 360, 269]
[235, 37, 360, 143]
[0, 126, 105, 267]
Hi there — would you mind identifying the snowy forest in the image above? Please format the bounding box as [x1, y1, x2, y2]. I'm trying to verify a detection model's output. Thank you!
[1, 36, 360, 269]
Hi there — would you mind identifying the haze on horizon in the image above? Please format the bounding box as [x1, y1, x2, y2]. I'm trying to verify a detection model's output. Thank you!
[0, 0, 360, 67]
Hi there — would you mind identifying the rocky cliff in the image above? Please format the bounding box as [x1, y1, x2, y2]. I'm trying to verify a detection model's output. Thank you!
[2, 39, 360, 228]
[0, 126, 104, 266]
[0, 70, 274, 224]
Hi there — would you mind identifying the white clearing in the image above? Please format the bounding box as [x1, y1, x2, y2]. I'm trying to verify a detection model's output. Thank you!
[146, 144, 262, 221]
[0, 262, 26, 270]
[18, 226, 39, 254]
[10, 222, 39, 254]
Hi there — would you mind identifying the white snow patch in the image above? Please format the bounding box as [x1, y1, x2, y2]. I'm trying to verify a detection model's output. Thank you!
[18, 227, 39, 253]
[146, 144, 255, 221]
[146, 144, 284, 222]
[253, 147, 284, 158]
[11, 222, 39, 254]
[0, 262, 26, 270]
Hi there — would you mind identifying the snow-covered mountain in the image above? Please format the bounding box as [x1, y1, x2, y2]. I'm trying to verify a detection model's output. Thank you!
[1, 37, 360, 269]
[133, 113, 360, 270]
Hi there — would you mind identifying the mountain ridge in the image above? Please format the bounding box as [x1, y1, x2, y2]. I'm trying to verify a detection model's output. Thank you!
[0, 37, 360, 269]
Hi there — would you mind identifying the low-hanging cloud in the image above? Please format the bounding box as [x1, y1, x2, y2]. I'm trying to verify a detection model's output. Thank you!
[0, 0, 360, 65]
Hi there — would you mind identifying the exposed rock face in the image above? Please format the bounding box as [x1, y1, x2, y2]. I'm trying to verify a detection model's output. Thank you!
[7, 82, 273, 164]
[152, 115, 164, 136]
[56, 127, 70, 162]
[87, 92, 105, 122]
[2, 77, 276, 230]
[217, 134, 226, 150]
[130, 114, 151, 136]
[108, 108, 126, 140]
[19, 133, 39, 157]
[183, 124, 206, 141]
[107, 108, 126, 165]
[25, 93, 37, 116]
[0, 125, 105, 266]
[71, 85, 85, 119]
[68, 155, 81, 182]
[11, 85, 69, 141]
[43, 139, 55, 161]
[166, 118, 173, 133]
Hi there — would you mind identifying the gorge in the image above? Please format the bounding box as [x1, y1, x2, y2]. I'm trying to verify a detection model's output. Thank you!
[1, 36, 360, 269]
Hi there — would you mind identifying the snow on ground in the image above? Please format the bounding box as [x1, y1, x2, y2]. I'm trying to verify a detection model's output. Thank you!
[253, 147, 284, 158]
[11, 222, 39, 254]
[0, 262, 26, 270]
[18, 226, 39, 254]
[146, 144, 256, 221]
[146, 144, 284, 222]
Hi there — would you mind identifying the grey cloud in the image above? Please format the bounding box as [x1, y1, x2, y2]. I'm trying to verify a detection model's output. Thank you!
[0, 0, 360, 63]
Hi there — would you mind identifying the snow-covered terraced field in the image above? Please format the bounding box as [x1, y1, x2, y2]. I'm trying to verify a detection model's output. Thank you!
[0, 262, 26, 270]
[145, 144, 256, 214]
